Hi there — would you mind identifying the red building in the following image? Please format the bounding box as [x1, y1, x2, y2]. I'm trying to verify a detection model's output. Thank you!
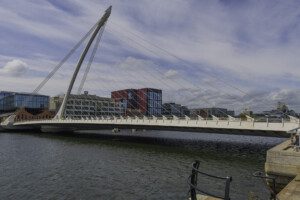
[111, 88, 162, 116]
[111, 89, 138, 110]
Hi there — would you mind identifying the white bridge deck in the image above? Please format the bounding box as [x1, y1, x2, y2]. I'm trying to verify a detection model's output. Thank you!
[13, 117, 300, 137]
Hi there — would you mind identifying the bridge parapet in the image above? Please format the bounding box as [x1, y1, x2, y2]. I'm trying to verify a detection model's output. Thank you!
[289, 115, 300, 124]
[12, 116, 300, 136]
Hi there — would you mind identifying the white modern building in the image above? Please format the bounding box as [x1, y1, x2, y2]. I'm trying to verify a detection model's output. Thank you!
[50, 91, 121, 118]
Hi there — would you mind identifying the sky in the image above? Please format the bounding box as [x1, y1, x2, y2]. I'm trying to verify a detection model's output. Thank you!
[0, 0, 300, 113]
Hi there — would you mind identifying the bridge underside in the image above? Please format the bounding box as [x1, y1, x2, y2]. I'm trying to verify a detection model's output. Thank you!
[14, 122, 290, 138]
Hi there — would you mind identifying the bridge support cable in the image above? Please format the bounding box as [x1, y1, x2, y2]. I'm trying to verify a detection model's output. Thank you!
[81, 64, 180, 118]
[32, 21, 102, 94]
[77, 23, 106, 95]
[63, 40, 155, 118]
[66, 61, 153, 118]
[77, 36, 187, 118]
[115, 64, 186, 117]
[109, 24, 300, 118]
[55, 6, 112, 119]
[107, 27, 233, 118]
[15, 21, 100, 119]
[73, 76, 163, 119]
[109, 22, 248, 96]
[107, 27, 235, 113]
[94, 31, 197, 116]
[108, 26, 297, 120]
[77, 46, 185, 119]
[74, 34, 186, 118]
[108, 24, 288, 116]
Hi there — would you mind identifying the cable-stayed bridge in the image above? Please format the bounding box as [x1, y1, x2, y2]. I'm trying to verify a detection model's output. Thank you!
[2, 6, 300, 137]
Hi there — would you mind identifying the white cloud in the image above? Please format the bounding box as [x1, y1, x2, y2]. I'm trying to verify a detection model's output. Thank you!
[164, 69, 178, 79]
[0, 59, 28, 77]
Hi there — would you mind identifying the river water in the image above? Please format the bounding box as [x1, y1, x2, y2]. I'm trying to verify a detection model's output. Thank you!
[0, 130, 285, 200]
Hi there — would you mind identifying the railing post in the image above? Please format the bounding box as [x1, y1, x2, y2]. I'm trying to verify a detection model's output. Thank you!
[271, 178, 276, 199]
[224, 176, 232, 200]
[190, 160, 200, 200]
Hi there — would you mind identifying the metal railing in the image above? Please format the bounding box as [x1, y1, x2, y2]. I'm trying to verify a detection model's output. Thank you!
[253, 171, 277, 200]
[188, 160, 232, 200]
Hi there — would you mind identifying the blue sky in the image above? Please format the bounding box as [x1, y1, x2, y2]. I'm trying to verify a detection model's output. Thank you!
[0, 0, 300, 112]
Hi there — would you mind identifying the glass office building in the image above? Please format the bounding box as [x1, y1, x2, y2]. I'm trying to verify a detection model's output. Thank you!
[0, 91, 49, 113]
[0, 91, 13, 112]
[137, 88, 162, 116]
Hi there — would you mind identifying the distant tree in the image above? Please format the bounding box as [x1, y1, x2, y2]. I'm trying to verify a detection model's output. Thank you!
[277, 101, 288, 113]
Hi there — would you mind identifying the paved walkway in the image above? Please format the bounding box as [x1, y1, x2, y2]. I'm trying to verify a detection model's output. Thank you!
[277, 175, 300, 200]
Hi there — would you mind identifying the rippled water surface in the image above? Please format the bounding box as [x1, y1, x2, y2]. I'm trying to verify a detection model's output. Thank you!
[0, 131, 285, 199]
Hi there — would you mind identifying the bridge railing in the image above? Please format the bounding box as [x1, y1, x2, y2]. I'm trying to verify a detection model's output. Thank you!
[188, 160, 232, 200]
[13, 115, 299, 133]
[14, 114, 298, 122]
